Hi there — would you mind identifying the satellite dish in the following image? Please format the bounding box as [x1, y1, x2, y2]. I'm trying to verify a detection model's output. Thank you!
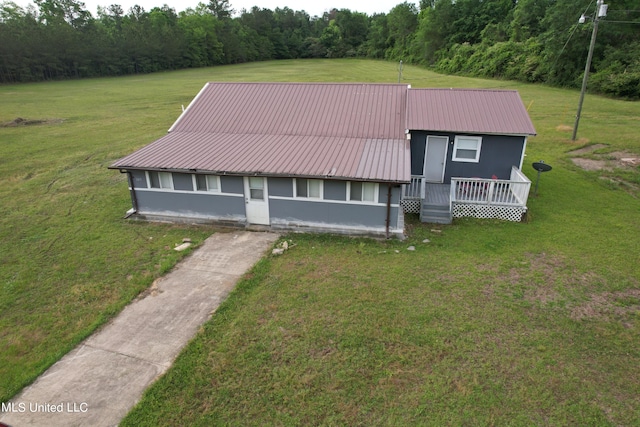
[532, 161, 552, 172]
[532, 161, 552, 196]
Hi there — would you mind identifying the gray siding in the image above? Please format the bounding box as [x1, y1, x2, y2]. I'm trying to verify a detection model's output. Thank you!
[135, 190, 245, 219]
[268, 177, 293, 197]
[324, 180, 347, 201]
[444, 134, 524, 181]
[410, 131, 525, 182]
[269, 183, 402, 230]
[172, 173, 194, 191]
[410, 132, 427, 176]
[270, 200, 400, 230]
[128, 173, 403, 235]
[220, 176, 243, 194]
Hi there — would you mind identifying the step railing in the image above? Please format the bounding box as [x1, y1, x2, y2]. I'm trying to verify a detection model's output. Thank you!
[402, 175, 425, 199]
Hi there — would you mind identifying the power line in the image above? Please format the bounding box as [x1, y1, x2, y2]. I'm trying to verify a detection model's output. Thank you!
[602, 20, 640, 24]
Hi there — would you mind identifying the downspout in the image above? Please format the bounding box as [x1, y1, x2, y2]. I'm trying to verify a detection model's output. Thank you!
[122, 170, 138, 218]
[385, 183, 392, 239]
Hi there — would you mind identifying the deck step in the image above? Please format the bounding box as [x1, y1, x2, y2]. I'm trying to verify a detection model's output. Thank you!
[420, 204, 452, 224]
[422, 204, 449, 212]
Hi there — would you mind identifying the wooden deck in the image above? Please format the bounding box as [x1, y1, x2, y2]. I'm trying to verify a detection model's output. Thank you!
[424, 183, 450, 206]
[401, 168, 531, 222]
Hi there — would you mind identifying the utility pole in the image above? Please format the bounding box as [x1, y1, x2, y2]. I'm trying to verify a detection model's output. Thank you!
[572, 0, 607, 141]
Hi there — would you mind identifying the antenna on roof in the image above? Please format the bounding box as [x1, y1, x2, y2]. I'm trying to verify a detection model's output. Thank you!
[398, 60, 403, 84]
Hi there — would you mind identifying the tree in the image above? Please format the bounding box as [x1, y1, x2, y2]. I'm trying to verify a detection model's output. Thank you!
[319, 19, 344, 57]
[207, 0, 231, 19]
[34, 0, 91, 28]
[178, 5, 223, 67]
[385, 2, 418, 60]
[334, 9, 369, 55]
[364, 13, 388, 58]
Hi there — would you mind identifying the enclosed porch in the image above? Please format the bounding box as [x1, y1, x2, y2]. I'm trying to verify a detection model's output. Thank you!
[401, 166, 532, 223]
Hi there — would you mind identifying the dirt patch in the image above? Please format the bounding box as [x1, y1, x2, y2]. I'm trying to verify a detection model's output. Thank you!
[500, 253, 607, 306]
[1, 117, 64, 127]
[556, 124, 573, 132]
[570, 289, 640, 321]
[568, 143, 608, 155]
[610, 151, 640, 167]
[571, 157, 611, 171]
[568, 145, 640, 172]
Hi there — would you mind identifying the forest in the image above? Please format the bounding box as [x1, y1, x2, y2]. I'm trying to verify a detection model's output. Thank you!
[1, 0, 639, 98]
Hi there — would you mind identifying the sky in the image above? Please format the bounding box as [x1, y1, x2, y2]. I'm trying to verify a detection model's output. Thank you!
[12, 0, 416, 18]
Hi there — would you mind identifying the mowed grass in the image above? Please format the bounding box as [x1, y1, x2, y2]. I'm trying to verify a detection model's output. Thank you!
[1, 59, 639, 424]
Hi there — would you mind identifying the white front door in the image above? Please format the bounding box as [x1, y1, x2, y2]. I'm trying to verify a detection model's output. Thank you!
[244, 177, 270, 225]
[424, 136, 448, 183]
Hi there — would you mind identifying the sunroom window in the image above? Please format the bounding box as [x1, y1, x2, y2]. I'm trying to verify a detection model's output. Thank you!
[195, 175, 219, 192]
[148, 171, 173, 189]
[349, 182, 377, 202]
[295, 179, 322, 199]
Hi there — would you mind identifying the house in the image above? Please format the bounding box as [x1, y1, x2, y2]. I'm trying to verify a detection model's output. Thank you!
[404, 88, 536, 223]
[109, 82, 536, 238]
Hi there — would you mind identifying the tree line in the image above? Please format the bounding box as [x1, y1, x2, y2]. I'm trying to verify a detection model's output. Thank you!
[1, 0, 639, 98]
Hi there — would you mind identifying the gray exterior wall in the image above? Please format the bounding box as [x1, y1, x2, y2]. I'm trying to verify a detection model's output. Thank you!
[126, 170, 404, 236]
[269, 182, 402, 232]
[410, 132, 428, 176]
[135, 190, 245, 219]
[410, 131, 525, 182]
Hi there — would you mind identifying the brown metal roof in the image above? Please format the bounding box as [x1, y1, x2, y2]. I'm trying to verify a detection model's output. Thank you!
[112, 82, 411, 182]
[170, 82, 407, 138]
[406, 89, 536, 136]
[111, 84, 536, 182]
[111, 132, 410, 182]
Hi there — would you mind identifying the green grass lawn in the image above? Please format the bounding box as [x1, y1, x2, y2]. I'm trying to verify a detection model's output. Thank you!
[2, 59, 639, 424]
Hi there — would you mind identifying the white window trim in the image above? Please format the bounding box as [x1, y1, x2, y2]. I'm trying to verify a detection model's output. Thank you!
[293, 178, 324, 199]
[347, 181, 379, 203]
[452, 135, 482, 163]
[146, 171, 173, 190]
[193, 174, 221, 193]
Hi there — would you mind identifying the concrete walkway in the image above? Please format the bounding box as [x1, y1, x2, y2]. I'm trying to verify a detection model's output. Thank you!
[1, 231, 279, 427]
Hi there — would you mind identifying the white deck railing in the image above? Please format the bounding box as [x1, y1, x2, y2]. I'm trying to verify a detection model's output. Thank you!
[451, 166, 531, 207]
[509, 166, 532, 205]
[402, 175, 425, 199]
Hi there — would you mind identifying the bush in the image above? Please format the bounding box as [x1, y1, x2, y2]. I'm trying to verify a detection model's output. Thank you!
[590, 63, 640, 100]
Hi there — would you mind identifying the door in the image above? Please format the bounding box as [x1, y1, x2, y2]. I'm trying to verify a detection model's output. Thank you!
[424, 136, 448, 182]
[244, 177, 270, 225]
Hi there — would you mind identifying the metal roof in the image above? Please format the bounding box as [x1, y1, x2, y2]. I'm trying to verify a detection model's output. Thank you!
[111, 132, 410, 182]
[112, 82, 411, 183]
[170, 82, 408, 139]
[406, 88, 537, 136]
[111, 84, 536, 182]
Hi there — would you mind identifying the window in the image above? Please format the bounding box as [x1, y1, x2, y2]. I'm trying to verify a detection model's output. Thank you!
[248, 177, 265, 200]
[148, 171, 173, 189]
[452, 136, 482, 162]
[295, 179, 322, 199]
[195, 175, 219, 192]
[349, 181, 377, 202]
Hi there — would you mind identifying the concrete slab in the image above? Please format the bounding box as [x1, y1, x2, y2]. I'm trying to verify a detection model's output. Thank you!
[1, 231, 279, 427]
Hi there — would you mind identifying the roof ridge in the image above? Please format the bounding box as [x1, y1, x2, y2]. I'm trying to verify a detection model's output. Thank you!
[410, 87, 518, 93]
[205, 81, 407, 87]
